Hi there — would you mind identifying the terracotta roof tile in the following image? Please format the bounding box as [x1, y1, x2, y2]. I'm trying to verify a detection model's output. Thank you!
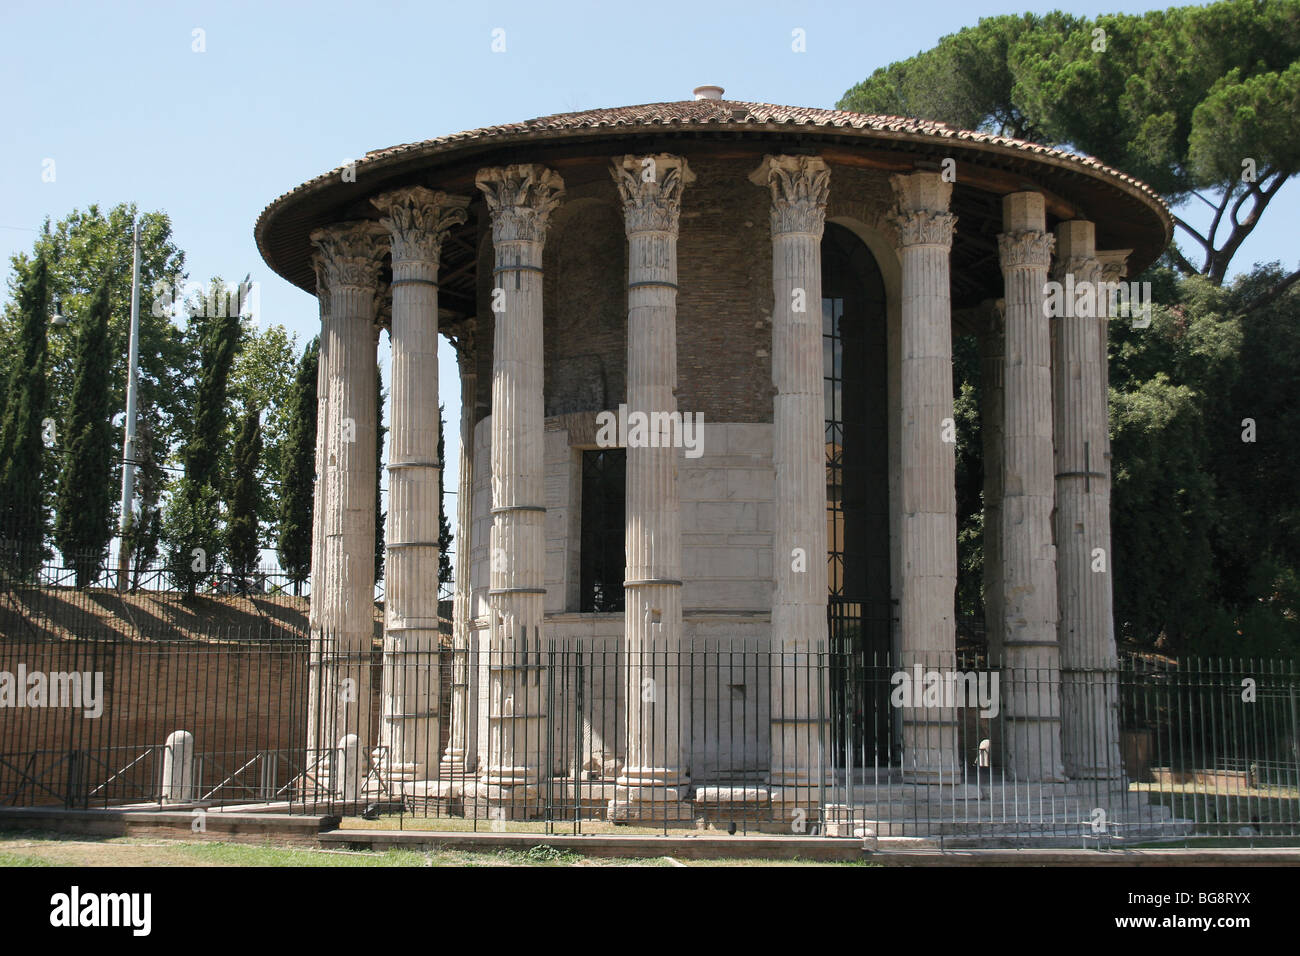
[257, 98, 1172, 292]
[268, 99, 1168, 220]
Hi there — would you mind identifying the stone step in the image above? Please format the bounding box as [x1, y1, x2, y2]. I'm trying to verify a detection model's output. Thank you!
[830, 819, 1196, 841]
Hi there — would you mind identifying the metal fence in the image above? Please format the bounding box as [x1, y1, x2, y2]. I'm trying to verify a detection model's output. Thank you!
[1, 631, 1296, 846]
[0, 522, 455, 625]
[0, 536, 454, 644]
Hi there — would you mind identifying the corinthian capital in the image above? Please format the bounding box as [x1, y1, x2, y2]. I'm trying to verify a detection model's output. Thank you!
[1051, 255, 1102, 285]
[372, 186, 470, 266]
[749, 155, 830, 236]
[612, 154, 694, 235]
[475, 164, 565, 244]
[998, 230, 1055, 271]
[890, 209, 957, 249]
[310, 221, 388, 295]
[1096, 249, 1131, 284]
[888, 171, 956, 250]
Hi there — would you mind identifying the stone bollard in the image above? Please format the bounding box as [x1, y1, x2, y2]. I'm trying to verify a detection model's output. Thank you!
[161, 730, 195, 804]
[336, 734, 361, 804]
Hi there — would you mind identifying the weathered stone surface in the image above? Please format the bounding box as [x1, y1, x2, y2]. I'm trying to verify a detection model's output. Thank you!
[889, 172, 959, 783]
[997, 193, 1064, 781]
[1054, 222, 1123, 781]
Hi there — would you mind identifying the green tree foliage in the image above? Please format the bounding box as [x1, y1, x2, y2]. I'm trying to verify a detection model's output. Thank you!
[1, 206, 188, 543]
[951, 337, 984, 625]
[278, 338, 319, 593]
[161, 476, 222, 594]
[0, 254, 50, 575]
[181, 280, 242, 485]
[52, 279, 115, 587]
[229, 322, 297, 526]
[226, 406, 263, 585]
[165, 279, 241, 594]
[838, 2, 1300, 285]
[123, 411, 165, 587]
[1106, 266, 1299, 655]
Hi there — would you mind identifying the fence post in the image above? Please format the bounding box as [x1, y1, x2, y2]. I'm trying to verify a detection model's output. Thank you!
[336, 734, 361, 805]
[260, 751, 278, 800]
[161, 730, 196, 804]
[64, 749, 86, 809]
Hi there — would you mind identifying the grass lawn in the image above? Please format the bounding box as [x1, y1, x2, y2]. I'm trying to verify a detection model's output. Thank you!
[0, 831, 870, 867]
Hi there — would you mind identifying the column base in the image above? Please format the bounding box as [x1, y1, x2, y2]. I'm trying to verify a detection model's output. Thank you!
[463, 782, 543, 821]
[439, 751, 477, 777]
[608, 785, 694, 823]
[899, 761, 965, 786]
[1066, 767, 1126, 783]
[372, 752, 419, 793]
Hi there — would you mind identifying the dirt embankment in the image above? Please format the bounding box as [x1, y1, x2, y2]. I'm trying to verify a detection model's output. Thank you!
[0, 587, 329, 642]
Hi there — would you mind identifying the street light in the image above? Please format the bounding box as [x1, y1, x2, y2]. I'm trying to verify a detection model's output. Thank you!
[51, 296, 67, 327]
[116, 220, 142, 590]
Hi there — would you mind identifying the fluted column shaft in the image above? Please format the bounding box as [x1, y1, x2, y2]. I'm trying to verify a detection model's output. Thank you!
[372, 188, 469, 785]
[306, 258, 334, 770]
[443, 337, 479, 773]
[610, 155, 691, 814]
[998, 192, 1063, 781]
[309, 222, 387, 792]
[977, 300, 1006, 667]
[1054, 222, 1121, 780]
[752, 155, 830, 790]
[890, 172, 959, 783]
[476, 165, 564, 795]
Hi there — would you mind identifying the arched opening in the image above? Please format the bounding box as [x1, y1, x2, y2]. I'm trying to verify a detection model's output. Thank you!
[823, 221, 893, 764]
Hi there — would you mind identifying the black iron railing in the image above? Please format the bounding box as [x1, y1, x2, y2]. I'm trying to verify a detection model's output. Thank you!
[1, 631, 1296, 846]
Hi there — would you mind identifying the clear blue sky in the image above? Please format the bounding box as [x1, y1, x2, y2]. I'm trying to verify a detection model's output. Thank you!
[4, 0, 1296, 573]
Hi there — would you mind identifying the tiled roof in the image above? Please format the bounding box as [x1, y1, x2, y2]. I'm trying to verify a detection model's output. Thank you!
[260, 98, 1169, 223]
[255, 98, 1172, 296]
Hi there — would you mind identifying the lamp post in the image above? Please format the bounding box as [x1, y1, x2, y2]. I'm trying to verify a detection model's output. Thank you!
[116, 219, 142, 590]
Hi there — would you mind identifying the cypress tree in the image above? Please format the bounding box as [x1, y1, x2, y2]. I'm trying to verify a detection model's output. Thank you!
[183, 288, 241, 484]
[52, 278, 114, 587]
[0, 254, 50, 575]
[277, 337, 318, 594]
[226, 405, 262, 587]
[164, 283, 241, 594]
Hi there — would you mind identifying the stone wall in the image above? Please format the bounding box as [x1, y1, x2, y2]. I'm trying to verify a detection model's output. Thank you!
[460, 152, 903, 780]
[0, 640, 313, 806]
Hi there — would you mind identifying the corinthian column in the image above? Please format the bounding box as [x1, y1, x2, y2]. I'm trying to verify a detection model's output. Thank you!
[308, 221, 387, 797]
[608, 154, 693, 822]
[889, 172, 959, 783]
[442, 328, 479, 775]
[370, 187, 469, 789]
[997, 193, 1064, 781]
[1054, 221, 1121, 780]
[475, 164, 564, 814]
[750, 155, 830, 800]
